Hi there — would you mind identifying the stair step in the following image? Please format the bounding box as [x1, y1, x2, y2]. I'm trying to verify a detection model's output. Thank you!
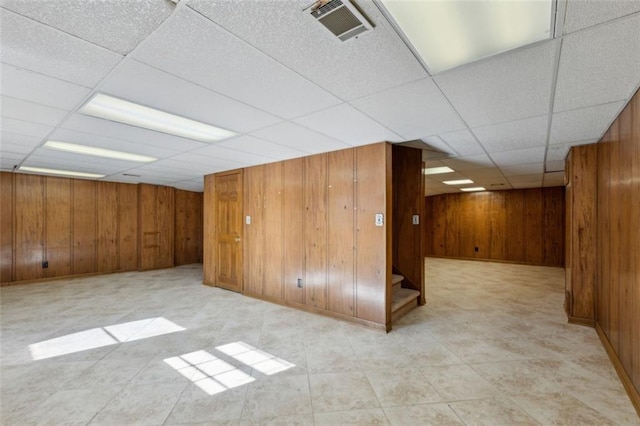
[392, 274, 404, 291]
[391, 288, 420, 322]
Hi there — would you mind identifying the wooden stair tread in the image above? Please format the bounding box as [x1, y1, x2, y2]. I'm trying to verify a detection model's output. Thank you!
[391, 288, 420, 313]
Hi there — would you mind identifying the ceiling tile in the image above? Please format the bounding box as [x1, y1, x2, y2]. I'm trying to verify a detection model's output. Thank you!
[0, 9, 122, 87]
[0, 152, 23, 170]
[442, 154, 495, 170]
[48, 128, 181, 159]
[420, 136, 458, 155]
[549, 101, 626, 144]
[460, 167, 504, 178]
[293, 103, 403, 146]
[563, 1, 640, 34]
[554, 13, 640, 112]
[546, 140, 598, 161]
[187, 0, 428, 101]
[61, 114, 208, 151]
[169, 152, 245, 171]
[545, 160, 565, 172]
[189, 144, 274, 167]
[132, 7, 341, 119]
[473, 115, 549, 153]
[0, 64, 90, 110]
[434, 40, 558, 127]
[508, 173, 544, 183]
[510, 181, 543, 189]
[218, 135, 306, 161]
[350, 79, 465, 139]
[500, 162, 544, 176]
[490, 146, 546, 166]
[439, 130, 485, 156]
[1, 0, 175, 54]
[1, 132, 41, 150]
[22, 153, 130, 175]
[171, 179, 204, 192]
[0, 117, 53, 139]
[250, 122, 350, 155]
[145, 159, 222, 175]
[1, 96, 67, 126]
[100, 60, 282, 134]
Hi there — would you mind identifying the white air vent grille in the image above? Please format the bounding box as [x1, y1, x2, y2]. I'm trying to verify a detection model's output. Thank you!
[310, 0, 373, 41]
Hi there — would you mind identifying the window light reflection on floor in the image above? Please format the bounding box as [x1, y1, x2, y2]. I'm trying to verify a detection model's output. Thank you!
[164, 343, 295, 396]
[28, 317, 185, 360]
[216, 341, 295, 375]
[164, 350, 256, 396]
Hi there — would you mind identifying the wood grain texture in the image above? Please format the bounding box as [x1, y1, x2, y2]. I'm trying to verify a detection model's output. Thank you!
[118, 183, 138, 271]
[203, 174, 216, 285]
[243, 165, 264, 295]
[174, 190, 203, 266]
[1, 172, 14, 283]
[283, 158, 304, 304]
[594, 88, 640, 409]
[138, 184, 174, 271]
[215, 170, 243, 293]
[355, 143, 390, 326]
[14, 174, 44, 281]
[44, 177, 72, 278]
[566, 144, 598, 321]
[96, 182, 118, 273]
[263, 162, 284, 299]
[72, 179, 96, 275]
[424, 188, 564, 266]
[391, 145, 424, 302]
[327, 149, 355, 316]
[304, 153, 328, 310]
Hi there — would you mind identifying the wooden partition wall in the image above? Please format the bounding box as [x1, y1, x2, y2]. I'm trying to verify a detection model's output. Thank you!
[595, 90, 639, 412]
[0, 172, 203, 285]
[424, 187, 565, 266]
[392, 145, 425, 303]
[204, 143, 393, 330]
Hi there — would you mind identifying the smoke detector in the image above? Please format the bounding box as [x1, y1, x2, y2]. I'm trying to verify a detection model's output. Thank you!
[309, 0, 373, 42]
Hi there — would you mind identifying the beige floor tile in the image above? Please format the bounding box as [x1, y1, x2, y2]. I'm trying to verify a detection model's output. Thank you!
[365, 367, 444, 407]
[240, 374, 312, 420]
[309, 371, 381, 412]
[449, 397, 539, 425]
[420, 364, 501, 401]
[314, 408, 390, 425]
[511, 392, 618, 425]
[383, 403, 464, 425]
[164, 385, 247, 424]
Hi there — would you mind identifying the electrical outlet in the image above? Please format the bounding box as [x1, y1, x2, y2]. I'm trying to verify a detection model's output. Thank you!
[42, 261, 48, 268]
[297, 278, 303, 288]
[375, 213, 384, 227]
[412, 214, 420, 225]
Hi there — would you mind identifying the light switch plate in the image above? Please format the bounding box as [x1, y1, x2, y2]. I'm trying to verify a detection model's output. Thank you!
[375, 213, 384, 226]
[246, 215, 251, 225]
[412, 214, 420, 225]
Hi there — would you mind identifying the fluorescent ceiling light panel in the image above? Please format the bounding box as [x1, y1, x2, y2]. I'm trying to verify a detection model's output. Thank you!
[379, 0, 554, 74]
[19, 166, 105, 178]
[424, 166, 454, 175]
[444, 179, 474, 185]
[461, 187, 486, 192]
[80, 93, 237, 142]
[44, 141, 156, 162]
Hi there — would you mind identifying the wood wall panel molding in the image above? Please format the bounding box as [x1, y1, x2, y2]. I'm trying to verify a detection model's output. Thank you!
[174, 190, 203, 266]
[243, 165, 265, 295]
[203, 174, 216, 286]
[282, 158, 304, 305]
[96, 182, 118, 273]
[263, 162, 284, 300]
[1, 172, 14, 283]
[14, 173, 44, 282]
[424, 187, 564, 267]
[118, 183, 139, 271]
[44, 177, 72, 278]
[72, 179, 97, 275]
[304, 153, 328, 310]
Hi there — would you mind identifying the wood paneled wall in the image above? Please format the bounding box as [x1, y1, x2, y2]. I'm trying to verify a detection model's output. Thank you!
[1, 173, 203, 284]
[424, 188, 565, 267]
[174, 189, 203, 265]
[594, 89, 640, 413]
[206, 143, 392, 330]
[392, 145, 425, 303]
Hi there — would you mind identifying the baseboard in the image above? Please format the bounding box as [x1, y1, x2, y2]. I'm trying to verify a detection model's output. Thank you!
[595, 322, 640, 417]
[567, 316, 595, 327]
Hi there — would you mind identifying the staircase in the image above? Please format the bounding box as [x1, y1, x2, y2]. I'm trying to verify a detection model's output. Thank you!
[391, 273, 420, 322]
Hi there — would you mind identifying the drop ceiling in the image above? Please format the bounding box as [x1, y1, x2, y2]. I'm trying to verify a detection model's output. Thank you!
[1, 0, 639, 195]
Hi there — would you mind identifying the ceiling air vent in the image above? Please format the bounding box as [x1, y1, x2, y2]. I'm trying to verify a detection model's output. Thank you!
[309, 0, 373, 41]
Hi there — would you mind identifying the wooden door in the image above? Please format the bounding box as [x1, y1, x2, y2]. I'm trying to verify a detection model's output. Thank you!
[215, 170, 243, 293]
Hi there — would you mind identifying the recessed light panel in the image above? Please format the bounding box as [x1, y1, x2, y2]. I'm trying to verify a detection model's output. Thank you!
[80, 93, 237, 143]
[461, 187, 486, 192]
[443, 179, 474, 185]
[19, 166, 105, 179]
[44, 141, 156, 162]
[379, 0, 554, 74]
[424, 166, 454, 175]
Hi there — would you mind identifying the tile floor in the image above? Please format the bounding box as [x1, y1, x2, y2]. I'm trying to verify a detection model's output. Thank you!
[1, 258, 638, 425]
